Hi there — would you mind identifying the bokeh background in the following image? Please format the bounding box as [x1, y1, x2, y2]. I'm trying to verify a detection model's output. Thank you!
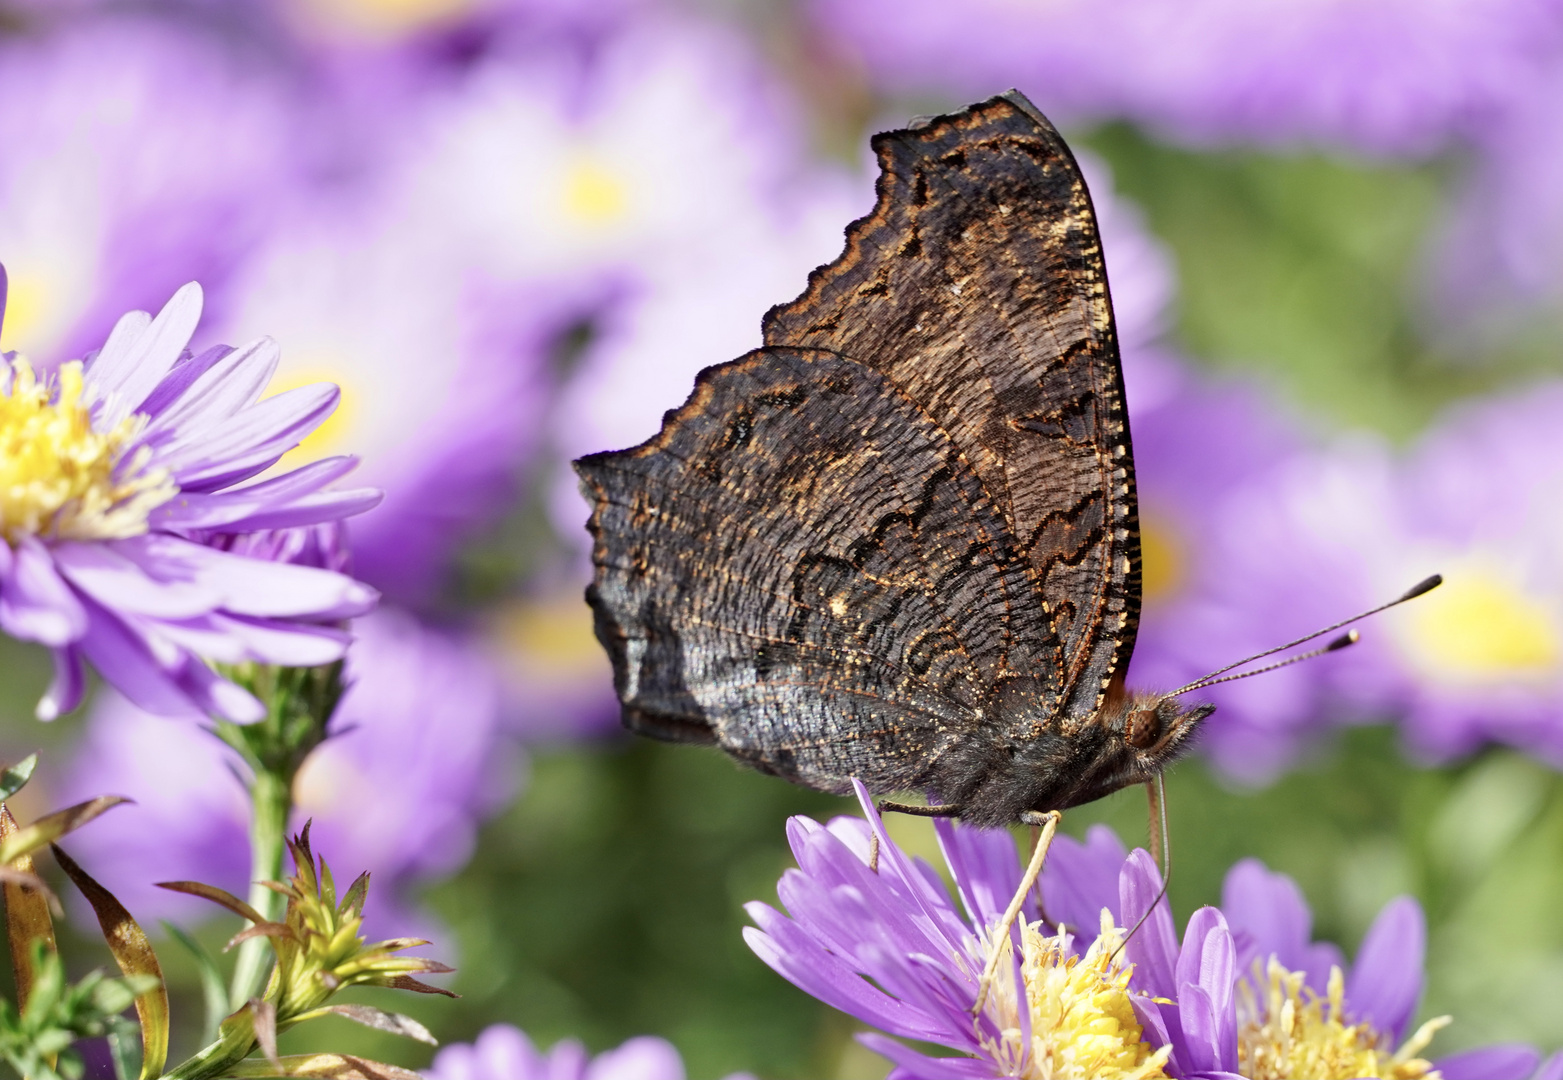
[2, 0, 1563, 1075]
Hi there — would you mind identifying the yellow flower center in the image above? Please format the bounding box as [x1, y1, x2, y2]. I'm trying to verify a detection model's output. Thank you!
[1237, 960, 1449, 1080]
[560, 157, 630, 226]
[1138, 511, 1187, 603]
[980, 910, 1171, 1080]
[1397, 569, 1560, 684]
[0, 357, 176, 544]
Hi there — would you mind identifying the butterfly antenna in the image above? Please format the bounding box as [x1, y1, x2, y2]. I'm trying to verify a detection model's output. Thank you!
[1168, 574, 1442, 697]
[1112, 776, 1171, 964]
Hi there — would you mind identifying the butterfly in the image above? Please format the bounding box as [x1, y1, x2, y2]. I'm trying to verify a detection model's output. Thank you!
[574, 90, 1216, 828]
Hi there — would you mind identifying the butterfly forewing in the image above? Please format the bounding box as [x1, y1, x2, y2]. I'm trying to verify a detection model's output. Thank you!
[762, 91, 1140, 734]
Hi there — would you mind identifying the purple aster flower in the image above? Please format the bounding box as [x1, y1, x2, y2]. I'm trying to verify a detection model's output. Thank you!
[0, 16, 305, 364]
[744, 781, 1236, 1079]
[0, 277, 380, 723]
[426, 1023, 755, 1080]
[56, 601, 515, 933]
[809, 0, 1563, 156]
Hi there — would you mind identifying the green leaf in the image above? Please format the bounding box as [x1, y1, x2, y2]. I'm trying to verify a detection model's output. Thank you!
[0, 755, 39, 803]
[161, 921, 232, 1045]
[52, 844, 169, 1080]
[0, 797, 128, 865]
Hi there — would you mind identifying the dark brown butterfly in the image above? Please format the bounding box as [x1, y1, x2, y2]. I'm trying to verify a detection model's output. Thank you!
[574, 90, 1214, 828]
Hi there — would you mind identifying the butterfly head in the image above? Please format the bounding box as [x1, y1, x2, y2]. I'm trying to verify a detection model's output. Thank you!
[1120, 692, 1215, 761]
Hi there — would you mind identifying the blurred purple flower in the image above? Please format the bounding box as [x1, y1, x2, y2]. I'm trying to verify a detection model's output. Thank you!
[0, 16, 305, 364]
[744, 781, 1233, 1079]
[0, 279, 379, 723]
[56, 603, 516, 933]
[426, 1023, 755, 1080]
[207, 196, 556, 607]
[810, 0, 1563, 155]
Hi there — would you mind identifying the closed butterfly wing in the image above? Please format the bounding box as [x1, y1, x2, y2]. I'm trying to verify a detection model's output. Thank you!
[576, 91, 1142, 815]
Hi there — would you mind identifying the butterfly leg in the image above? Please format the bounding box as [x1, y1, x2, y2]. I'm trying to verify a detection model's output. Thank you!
[972, 810, 1062, 1014]
[876, 801, 965, 817]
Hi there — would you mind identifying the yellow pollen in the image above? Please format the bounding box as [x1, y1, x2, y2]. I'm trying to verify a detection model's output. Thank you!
[0, 357, 175, 544]
[1138, 512, 1186, 602]
[561, 158, 630, 225]
[1399, 570, 1560, 683]
[980, 909, 1170, 1080]
[1237, 960, 1449, 1080]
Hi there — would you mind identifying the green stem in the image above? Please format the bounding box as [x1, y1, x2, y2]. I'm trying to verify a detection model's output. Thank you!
[228, 767, 290, 1009]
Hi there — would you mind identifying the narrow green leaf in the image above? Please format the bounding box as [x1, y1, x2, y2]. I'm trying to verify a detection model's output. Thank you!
[107, 1021, 141, 1080]
[339, 872, 369, 919]
[224, 1053, 421, 1079]
[285, 1004, 436, 1044]
[160, 921, 231, 1044]
[0, 755, 39, 803]
[1, 805, 56, 1011]
[155, 881, 265, 924]
[0, 796, 128, 865]
[51, 844, 169, 1080]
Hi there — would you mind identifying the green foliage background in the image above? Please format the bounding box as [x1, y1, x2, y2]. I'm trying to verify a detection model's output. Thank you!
[2, 77, 1562, 1080]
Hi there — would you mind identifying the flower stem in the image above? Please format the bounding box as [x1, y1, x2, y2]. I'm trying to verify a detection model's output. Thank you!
[229, 765, 290, 1009]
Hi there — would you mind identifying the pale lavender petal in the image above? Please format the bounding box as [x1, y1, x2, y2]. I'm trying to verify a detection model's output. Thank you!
[1436, 1045, 1542, 1080]
[0, 537, 87, 645]
[1040, 824, 1126, 938]
[37, 647, 84, 721]
[143, 613, 349, 667]
[1345, 895, 1425, 1044]
[156, 383, 340, 491]
[151, 456, 365, 531]
[856, 1033, 996, 1080]
[142, 336, 279, 439]
[84, 308, 151, 411]
[52, 541, 220, 618]
[89, 283, 203, 427]
[427, 1025, 546, 1080]
[1534, 1050, 1563, 1080]
[75, 601, 207, 721]
[197, 488, 383, 533]
[113, 534, 376, 619]
[543, 1039, 590, 1078]
[137, 345, 233, 421]
[933, 816, 1027, 932]
[584, 1036, 685, 1080]
[1220, 858, 1313, 982]
[1120, 849, 1180, 999]
[175, 658, 265, 724]
[1176, 907, 1236, 1075]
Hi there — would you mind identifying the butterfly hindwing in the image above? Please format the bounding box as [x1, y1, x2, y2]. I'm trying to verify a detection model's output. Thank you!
[577, 346, 1062, 795]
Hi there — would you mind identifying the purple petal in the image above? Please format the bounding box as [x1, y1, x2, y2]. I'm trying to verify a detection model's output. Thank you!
[1436, 1045, 1543, 1080]
[1040, 824, 1126, 939]
[1120, 849, 1180, 999]
[52, 541, 220, 618]
[141, 613, 350, 667]
[1534, 1050, 1563, 1080]
[857, 1033, 997, 1080]
[0, 537, 88, 645]
[88, 283, 203, 427]
[157, 383, 339, 491]
[1176, 907, 1237, 1075]
[584, 1036, 685, 1080]
[151, 456, 368, 531]
[1345, 895, 1425, 1045]
[427, 1025, 545, 1080]
[37, 647, 84, 721]
[1220, 858, 1314, 981]
[142, 337, 278, 438]
[136, 345, 233, 421]
[111, 534, 376, 619]
[933, 815, 1026, 932]
[74, 601, 207, 721]
[175, 658, 265, 724]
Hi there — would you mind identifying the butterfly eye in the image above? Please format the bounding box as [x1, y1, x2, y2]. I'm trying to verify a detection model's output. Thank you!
[1125, 709, 1159, 750]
